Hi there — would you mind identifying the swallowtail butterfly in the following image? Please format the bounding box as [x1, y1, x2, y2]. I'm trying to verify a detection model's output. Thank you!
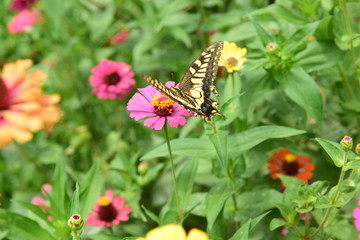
[144, 41, 224, 122]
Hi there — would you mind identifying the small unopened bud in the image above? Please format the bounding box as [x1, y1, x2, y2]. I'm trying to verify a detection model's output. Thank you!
[356, 143, 360, 155]
[68, 214, 84, 230]
[137, 161, 149, 176]
[266, 42, 279, 53]
[340, 136, 353, 151]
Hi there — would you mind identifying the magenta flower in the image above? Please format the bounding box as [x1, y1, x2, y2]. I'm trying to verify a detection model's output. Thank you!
[127, 82, 193, 131]
[9, 0, 37, 11]
[7, 10, 40, 34]
[354, 199, 360, 231]
[109, 29, 129, 45]
[86, 190, 131, 228]
[89, 59, 135, 100]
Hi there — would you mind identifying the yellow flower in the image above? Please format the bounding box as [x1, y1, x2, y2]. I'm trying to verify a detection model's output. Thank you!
[136, 224, 209, 240]
[219, 41, 247, 73]
[0, 59, 63, 149]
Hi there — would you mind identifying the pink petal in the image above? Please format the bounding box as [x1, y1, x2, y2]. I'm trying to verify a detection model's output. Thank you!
[138, 86, 159, 102]
[174, 108, 193, 117]
[354, 208, 360, 218]
[129, 111, 156, 120]
[127, 93, 154, 112]
[167, 116, 181, 128]
[105, 190, 114, 201]
[113, 195, 126, 208]
[31, 196, 45, 206]
[144, 116, 165, 131]
[355, 219, 360, 230]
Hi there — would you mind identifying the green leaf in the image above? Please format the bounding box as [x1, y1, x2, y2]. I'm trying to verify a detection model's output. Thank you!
[70, 182, 80, 216]
[141, 205, 160, 224]
[248, 15, 275, 46]
[273, 66, 323, 123]
[230, 212, 269, 240]
[227, 126, 306, 159]
[269, 218, 288, 231]
[209, 130, 229, 171]
[79, 160, 102, 219]
[315, 138, 344, 167]
[344, 159, 360, 171]
[0, 209, 54, 240]
[49, 158, 67, 221]
[314, 16, 334, 40]
[206, 182, 234, 230]
[177, 160, 198, 212]
[169, 27, 192, 48]
[207, 207, 227, 240]
[296, 40, 345, 72]
[142, 126, 306, 160]
[157, 12, 199, 30]
[282, 22, 319, 56]
[235, 189, 282, 221]
[159, 160, 198, 224]
[40, 0, 64, 29]
[201, 10, 243, 31]
[230, 220, 250, 240]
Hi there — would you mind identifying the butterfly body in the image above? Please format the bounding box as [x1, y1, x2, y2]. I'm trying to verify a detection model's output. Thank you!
[144, 41, 224, 122]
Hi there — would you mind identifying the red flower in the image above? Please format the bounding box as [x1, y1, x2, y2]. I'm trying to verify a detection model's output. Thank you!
[268, 148, 315, 186]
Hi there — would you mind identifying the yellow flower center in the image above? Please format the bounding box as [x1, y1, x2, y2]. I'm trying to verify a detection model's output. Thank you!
[150, 94, 174, 116]
[284, 153, 296, 163]
[98, 196, 111, 207]
[226, 57, 239, 67]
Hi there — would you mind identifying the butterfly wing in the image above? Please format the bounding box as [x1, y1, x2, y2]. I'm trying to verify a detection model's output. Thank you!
[177, 41, 224, 120]
[144, 41, 224, 122]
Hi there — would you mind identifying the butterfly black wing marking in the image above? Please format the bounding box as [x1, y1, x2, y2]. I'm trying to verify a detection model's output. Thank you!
[144, 41, 224, 122]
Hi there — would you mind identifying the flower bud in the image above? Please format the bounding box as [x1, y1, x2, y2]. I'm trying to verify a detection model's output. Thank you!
[266, 42, 279, 53]
[68, 214, 84, 230]
[137, 161, 149, 176]
[356, 143, 360, 155]
[340, 136, 353, 151]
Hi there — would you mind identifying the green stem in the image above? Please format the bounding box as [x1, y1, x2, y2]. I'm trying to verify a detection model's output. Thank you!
[308, 151, 348, 239]
[336, 63, 355, 100]
[71, 231, 81, 240]
[164, 123, 181, 220]
[339, 0, 360, 87]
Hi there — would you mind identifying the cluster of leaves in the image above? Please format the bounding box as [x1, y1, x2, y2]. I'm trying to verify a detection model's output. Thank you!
[1, 0, 360, 239]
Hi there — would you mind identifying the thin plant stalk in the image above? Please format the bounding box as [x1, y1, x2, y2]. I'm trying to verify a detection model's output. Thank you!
[307, 151, 349, 239]
[164, 123, 181, 220]
[339, 0, 360, 87]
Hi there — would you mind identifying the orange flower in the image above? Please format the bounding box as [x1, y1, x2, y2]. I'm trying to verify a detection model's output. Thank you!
[0, 59, 63, 149]
[268, 148, 315, 186]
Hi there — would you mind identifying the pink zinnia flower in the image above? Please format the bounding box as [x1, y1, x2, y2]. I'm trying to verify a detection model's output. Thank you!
[109, 29, 129, 45]
[89, 59, 135, 100]
[86, 190, 131, 227]
[9, 0, 37, 11]
[127, 82, 193, 131]
[7, 10, 40, 34]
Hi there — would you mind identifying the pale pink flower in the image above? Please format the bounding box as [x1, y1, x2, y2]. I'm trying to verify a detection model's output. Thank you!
[86, 190, 131, 228]
[109, 29, 129, 45]
[127, 82, 193, 131]
[31, 184, 52, 221]
[8, 10, 40, 34]
[354, 200, 360, 231]
[9, 0, 37, 11]
[89, 59, 135, 100]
